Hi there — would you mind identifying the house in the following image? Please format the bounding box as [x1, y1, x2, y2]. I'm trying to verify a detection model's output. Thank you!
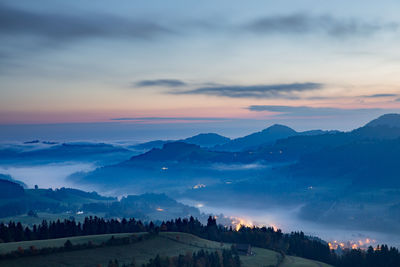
[235, 243, 252, 256]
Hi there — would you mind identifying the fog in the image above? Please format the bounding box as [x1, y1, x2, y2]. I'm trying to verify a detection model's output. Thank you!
[0, 162, 96, 190]
[179, 199, 400, 249]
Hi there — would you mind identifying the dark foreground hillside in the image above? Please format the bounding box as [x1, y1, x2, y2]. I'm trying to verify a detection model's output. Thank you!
[0, 232, 331, 267]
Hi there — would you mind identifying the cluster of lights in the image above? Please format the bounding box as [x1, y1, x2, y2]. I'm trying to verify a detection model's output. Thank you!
[230, 217, 254, 231]
[227, 217, 276, 231]
[328, 238, 377, 250]
[193, 184, 206, 189]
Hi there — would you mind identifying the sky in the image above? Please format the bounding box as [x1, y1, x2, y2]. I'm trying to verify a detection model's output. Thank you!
[1, 0, 400, 141]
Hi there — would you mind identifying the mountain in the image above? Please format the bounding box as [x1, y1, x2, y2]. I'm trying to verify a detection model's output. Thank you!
[283, 113, 400, 187]
[130, 126, 335, 154]
[130, 140, 171, 151]
[69, 142, 259, 193]
[253, 113, 400, 163]
[364, 113, 400, 128]
[351, 114, 400, 140]
[214, 124, 298, 152]
[291, 137, 400, 187]
[183, 133, 230, 147]
[128, 142, 251, 164]
[130, 133, 230, 153]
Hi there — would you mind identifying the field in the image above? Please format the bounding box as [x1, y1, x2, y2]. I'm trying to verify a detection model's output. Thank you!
[0, 232, 333, 267]
[0, 233, 139, 254]
[281, 255, 333, 267]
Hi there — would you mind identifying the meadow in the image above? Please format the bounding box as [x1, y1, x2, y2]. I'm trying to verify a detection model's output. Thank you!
[0, 232, 333, 267]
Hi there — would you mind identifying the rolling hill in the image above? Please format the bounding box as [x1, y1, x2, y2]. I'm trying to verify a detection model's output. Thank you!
[0, 179, 203, 223]
[214, 124, 298, 152]
[131, 133, 231, 153]
[128, 142, 252, 164]
[0, 232, 332, 267]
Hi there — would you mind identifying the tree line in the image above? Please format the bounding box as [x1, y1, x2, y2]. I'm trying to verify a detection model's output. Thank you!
[1, 216, 400, 266]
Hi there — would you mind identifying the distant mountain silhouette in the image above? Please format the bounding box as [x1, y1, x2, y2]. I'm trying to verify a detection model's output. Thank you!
[214, 124, 298, 152]
[365, 113, 400, 128]
[292, 137, 400, 187]
[183, 133, 230, 147]
[213, 124, 339, 152]
[128, 142, 250, 163]
[132, 126, 335, 153]
[74, 113, 400, 192]
[255, 113, 400, 162]
[131, 140, 169, 151]
[131, 133, 230, 152]
[285, 113, 400, 186]
[352, 114, 400, 139]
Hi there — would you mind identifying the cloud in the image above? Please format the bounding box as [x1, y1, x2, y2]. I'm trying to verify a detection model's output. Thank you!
[0, 3, 172, 44]
[171, 82, 323, 99]
[363, 93, 398, 98]
[247, 105, 387, 117]
[135, 79, 187, 88]
[2, 2, 395, 45]
[110, 117, 227, 121]
[245, 13, 398, 37]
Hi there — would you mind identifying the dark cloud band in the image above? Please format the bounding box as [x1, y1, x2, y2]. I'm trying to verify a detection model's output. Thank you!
[246, 13, 398, 37]
[363, 94, 398, 98]
[135, 79, 187, 87]
[171, 82, 323, 99]
[0, 3, 172, 42]
[110, 117, 226, 121]
[247, 105, 386, 117]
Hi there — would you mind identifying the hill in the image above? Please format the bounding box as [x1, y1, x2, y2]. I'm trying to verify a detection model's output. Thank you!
[130, 133, 230, 153]
[364, 113, 400, 128]
[0, 179, 25, 199]
[0, 232, 332, 267]
[280, 114, 400, 185]
[291, 137, 400, 187]
[0, 174, 27, 188]
[0, 183, 202, 223]
[183, 133, 230, 147]
[0, 185, 115, 219]
[215, 124, 298, 152]
[130, 125, 335, 154]
[252, 113, 400, 163]
[129, 142, 251, 164]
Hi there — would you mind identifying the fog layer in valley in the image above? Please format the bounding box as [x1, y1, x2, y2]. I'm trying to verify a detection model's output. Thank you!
[0, 163, 96, 189]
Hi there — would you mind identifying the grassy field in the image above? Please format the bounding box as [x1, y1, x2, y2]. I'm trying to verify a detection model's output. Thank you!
[0, 232, 333, 267]
[0, 233, 139, 254]
[280, 255, 333, 267]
